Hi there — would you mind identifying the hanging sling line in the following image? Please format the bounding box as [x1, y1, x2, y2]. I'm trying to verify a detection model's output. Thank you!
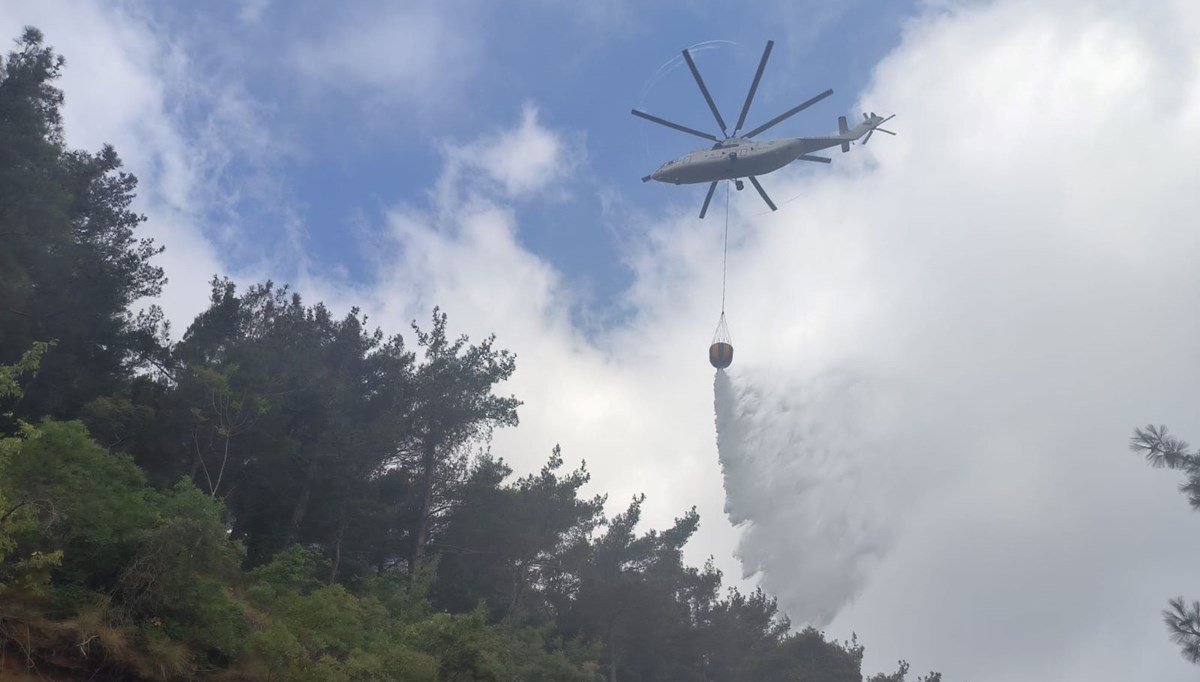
[721, 179, 730, 315]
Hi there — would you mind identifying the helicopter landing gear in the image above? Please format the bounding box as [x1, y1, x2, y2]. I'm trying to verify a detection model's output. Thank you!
[735, 179, 745, 191]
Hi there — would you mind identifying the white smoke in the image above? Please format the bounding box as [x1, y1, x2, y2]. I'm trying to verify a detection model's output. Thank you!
[714, 365, 904, 626]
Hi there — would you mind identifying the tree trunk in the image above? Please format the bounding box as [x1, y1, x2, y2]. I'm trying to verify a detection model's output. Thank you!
[508, 560, 525, 618]
[329, 518, 348, 584]
[607, 616, 618, 682]
[411, 439, 438, 574]
[211, 428, 232, 497]
[286, 455, 318, 545]
[189, 447, 203, 481]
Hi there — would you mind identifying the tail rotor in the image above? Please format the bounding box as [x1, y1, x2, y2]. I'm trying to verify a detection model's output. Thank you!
[860, 112, 897, 145]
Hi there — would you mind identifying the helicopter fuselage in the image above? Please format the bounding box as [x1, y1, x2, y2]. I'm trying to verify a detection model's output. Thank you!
[631, 38, 894, 217]
[649, 135, 843, 185]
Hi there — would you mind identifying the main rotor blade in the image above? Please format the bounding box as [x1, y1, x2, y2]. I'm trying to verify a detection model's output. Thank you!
[631, 109, 719, 142]
[682, 49, 728, 138]
[797, 155, 831, 163]
[698, 181, 719, 219]
[734, 40, 773, 135]
[747, 176, 776, 211]
[743, 88, 834, 139]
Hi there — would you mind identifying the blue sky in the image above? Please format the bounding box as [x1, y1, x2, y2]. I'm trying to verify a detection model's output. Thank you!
[124, 0, 918, 312]
[6, 2, 1200, 680]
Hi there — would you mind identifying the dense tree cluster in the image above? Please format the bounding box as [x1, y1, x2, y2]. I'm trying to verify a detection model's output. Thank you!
[0, 28, 944, 680]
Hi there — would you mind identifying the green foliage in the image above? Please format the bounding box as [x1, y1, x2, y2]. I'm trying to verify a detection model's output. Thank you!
[115, 480, 248, 658]
[1, 419, 157, 587]
[744, 627, 864, 682]
[0, 417, 247, 672]
[238, 547, 474, 681]
[81, 394, 155, 450]
[0, 346, 62, 597]
[186, 363, 273, 498]
[170, 277, 420, 571]
[407, 307, 523, 572]
[409, 608, 601, 682]
[695, 582, 794, 681]
[0, 542, 61, 597]
[412, 608, 509, 680]
[246, 545, 325, 600]
[504, 625, 604, 682]
[868, 660, 944, 682]
[431, 448, 605, 620]
[0, 341, 51, 402]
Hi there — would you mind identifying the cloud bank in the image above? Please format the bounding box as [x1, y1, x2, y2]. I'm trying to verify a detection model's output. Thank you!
[694, 2, 1200, 680]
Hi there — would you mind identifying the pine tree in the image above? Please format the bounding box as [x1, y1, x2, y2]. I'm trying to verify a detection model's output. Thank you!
[1131, 424, 1200, 663]
[0, 27, 166, 424]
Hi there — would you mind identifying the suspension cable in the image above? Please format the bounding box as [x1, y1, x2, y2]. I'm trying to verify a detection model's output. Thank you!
[721, 180, 730, 314]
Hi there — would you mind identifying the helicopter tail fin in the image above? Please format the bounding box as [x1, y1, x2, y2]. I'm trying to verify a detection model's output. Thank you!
[838, 116, 850, 152]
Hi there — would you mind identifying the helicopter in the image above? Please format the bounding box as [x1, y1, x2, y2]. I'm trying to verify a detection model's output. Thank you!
[633, 40, 896, 218]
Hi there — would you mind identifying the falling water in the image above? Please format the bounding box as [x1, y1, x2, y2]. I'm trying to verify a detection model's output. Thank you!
[713, 366, 893, 625]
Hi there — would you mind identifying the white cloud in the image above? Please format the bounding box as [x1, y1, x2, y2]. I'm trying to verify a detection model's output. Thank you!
[291, 2, 477, 120]
[283, 0, 639, 129]
[476, 104, 576, 198]
[434, 103, 580, 204]
[238, 0, 271, 25]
